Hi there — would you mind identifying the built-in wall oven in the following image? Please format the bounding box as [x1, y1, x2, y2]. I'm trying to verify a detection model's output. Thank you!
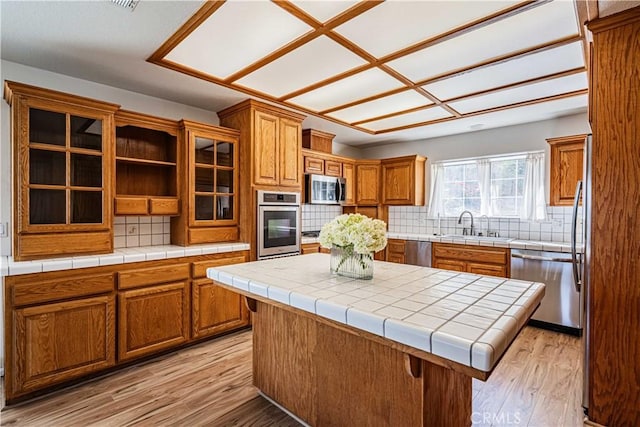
[257, 190, 301, 259]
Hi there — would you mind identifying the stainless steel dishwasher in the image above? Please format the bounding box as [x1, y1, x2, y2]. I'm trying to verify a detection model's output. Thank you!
[511, 249, 583, 336]
[404, 240, 432, 267]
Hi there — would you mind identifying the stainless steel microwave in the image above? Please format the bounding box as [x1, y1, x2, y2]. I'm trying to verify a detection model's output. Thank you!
[305, 174, 346, 205]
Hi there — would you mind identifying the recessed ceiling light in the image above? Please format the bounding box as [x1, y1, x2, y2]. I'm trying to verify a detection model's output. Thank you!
[110, 0, 139, 11]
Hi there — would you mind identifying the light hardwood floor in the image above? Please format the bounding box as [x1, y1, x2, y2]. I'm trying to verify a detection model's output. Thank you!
[0, 326, 584, 426]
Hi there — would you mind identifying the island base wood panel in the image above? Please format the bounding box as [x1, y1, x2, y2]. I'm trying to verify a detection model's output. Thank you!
[252, 301, 472, 427]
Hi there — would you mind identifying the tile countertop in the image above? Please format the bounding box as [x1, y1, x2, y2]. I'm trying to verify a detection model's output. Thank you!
[207, 253, 545, 373]
[388, 233, 581, 253]
[302, 233, 581, 253]
[0, 242, 250, 277]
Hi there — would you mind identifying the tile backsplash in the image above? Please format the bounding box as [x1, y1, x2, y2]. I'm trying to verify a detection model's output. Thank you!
[302, 204, 342, 232]
[114, 216, 171, 248]
[388, 206, 582, 243]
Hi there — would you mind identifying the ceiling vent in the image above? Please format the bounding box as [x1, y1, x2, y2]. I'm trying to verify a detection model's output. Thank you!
[110, 0, 139, 11]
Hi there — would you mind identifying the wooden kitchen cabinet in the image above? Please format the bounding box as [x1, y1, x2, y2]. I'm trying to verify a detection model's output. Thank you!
[218, 100, 305, 189]
[191, 253, 250, 339]
[4, 81, 119, 260]
[302, 129, 334, 153]
[432, 243, 510, 277]
[114, 110, 180, 216]
[381, 155, 426, 206]
[342, 160, 355, 205]
[301, 242, 321, 254]
[355, 160, 381, 205]
[386, 239, 406, 264]
[12, 296, 116, 397]
[219, 100, 305, 260]
[5, 270, 116, 401]
[118, 281, 190, 361]
[4, 250, 250, 402]
[172, 120, 240, 245]
[547, 134, 586, 206]
[304, 156, 324, 174]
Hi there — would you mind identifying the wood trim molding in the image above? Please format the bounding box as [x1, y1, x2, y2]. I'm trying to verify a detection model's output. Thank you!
[587, 5, 640, 33]
[178, 119, 240, 139]
[147, 0, 588, 137]
[4, 81, 120, 112]
[115, 110, 179, 135]
[217, 98, 306, 122]
[147, 0, 226, 62]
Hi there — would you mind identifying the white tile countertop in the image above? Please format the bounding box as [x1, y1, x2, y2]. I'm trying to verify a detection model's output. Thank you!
[388, 232, 581, 253]
[0, 242, 250, 277]
[207, 253, 545, 373]
[303, 233, 581, 253]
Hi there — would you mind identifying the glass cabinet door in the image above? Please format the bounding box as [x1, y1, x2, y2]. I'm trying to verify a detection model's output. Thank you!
[27, 107, 106, 227]
[193, 135, 236, 224]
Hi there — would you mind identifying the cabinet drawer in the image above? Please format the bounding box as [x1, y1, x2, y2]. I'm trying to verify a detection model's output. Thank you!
[188, 227, 238, 244]
[114, 197, 148, 215]
[433, 243, 508, 264]
[467, 262, 507, 278]
[192, 255, 248, 279]
[12, 273, 114, 307]
[149, 197, 179, 215]
[118, 264, 190, 289]
[301, 243, 320, 254]
[325, 160, 342, 177]
[433, 259, 466, 272]
[304, 157, 324, 174]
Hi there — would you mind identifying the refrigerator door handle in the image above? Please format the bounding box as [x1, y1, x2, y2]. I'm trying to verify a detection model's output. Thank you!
[336, 178, 342, 203]
[571, 180, 583, 292]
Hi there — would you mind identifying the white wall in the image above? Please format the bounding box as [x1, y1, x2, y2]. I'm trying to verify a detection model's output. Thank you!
[359, 113, 591, 202]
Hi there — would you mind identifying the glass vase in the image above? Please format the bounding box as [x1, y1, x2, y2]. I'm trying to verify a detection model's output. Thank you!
[330, 246, 374, 280]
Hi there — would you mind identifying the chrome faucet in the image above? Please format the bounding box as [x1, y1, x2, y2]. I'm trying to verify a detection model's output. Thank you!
[458, 210, 475, 236]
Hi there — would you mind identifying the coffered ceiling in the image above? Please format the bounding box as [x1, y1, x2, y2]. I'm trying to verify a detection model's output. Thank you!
[149, 0, 589, 136]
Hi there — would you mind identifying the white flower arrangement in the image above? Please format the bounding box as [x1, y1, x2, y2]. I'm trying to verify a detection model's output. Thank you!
[319, 213, 387, 254]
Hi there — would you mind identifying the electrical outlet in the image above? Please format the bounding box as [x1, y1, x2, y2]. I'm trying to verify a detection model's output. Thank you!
[0, 222, 7, 237]
[127, 225, 137, 235]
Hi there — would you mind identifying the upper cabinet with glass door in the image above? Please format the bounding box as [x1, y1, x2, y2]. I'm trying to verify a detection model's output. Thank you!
[172, 120, 240, 246]
[4, 81, 119, 260]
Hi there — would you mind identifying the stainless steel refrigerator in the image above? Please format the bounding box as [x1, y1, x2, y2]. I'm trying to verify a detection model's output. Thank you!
[579, 134, 592, 414]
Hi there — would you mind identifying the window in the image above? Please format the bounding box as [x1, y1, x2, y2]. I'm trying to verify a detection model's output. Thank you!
[430, 152, 543, 219]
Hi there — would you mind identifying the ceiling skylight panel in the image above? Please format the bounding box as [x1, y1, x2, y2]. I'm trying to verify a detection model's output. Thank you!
[287, 69, 403, 112]
[360, 107, 452, 131]
[165, 1, 312, 79]
[423, 42, 585, 100]
[386, 0, 580, 82]
[327, 90, 432, 123]
[290, 0, 358, 23]
[448, 73, 588, 114]
[334, 0, 520, 58]
[398, 95, 588, 140]
[235, 36, 367, 98]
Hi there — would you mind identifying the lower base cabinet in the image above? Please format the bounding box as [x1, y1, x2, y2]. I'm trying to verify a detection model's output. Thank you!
[12, 296, 116, 397]
[118, 282, 190, 361]
[192, 279, 249, 339]
[432, 243, 510, 277]
[4, 250, 250, 403]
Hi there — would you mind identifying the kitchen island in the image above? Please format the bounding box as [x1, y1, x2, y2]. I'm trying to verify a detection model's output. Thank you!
[207, 253, 544, 426]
